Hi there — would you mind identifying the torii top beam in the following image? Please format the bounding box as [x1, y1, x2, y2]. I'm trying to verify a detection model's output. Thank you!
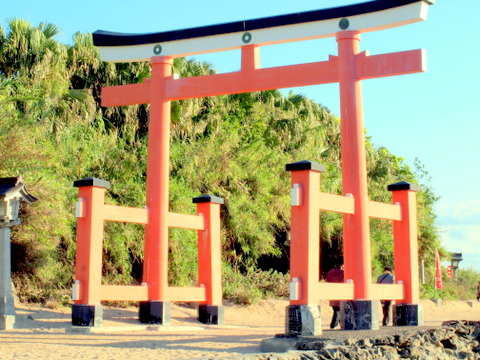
[93, 0, 434, 63]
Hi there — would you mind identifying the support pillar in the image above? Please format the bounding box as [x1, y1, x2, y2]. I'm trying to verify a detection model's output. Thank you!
[393, 303, 423, 326]
[286, 305, 322, 336]
[198, 305, 224, 325]
[141, 56, 174, 324]
[72, 177, 110, 327]
[389, 181, 423, 326]
[285, 160, 325, 336]
[336, 31, 377, 330]
[337, 30, 372, 300]
[0, 227, 15, 329]
[139, 301, 171, 324]
[342, 300, 379, 330]
[194, 195, 224, 325]
[72, 304, 103, 327]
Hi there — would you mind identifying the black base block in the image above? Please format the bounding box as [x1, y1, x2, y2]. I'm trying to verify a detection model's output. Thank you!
[198, 305, 224, 325]
[286, 305, 322, 336]
[342, 300, 379, 330]
[139, 301, 171, 324]
[72, 304, 103, 327]
[394, 303, 424, 326]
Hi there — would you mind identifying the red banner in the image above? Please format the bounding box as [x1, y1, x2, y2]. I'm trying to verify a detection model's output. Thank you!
[446, 265, 454, 279]
[435, 250, 443, 289]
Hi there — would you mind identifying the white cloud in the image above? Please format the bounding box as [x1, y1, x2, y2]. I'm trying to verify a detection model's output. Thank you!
[434, 196, 480, 271]
[436, 199, 480, 225]
[439, 224, 480, 271]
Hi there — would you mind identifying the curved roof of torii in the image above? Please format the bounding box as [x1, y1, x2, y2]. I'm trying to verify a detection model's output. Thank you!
[93, 0, 434, 62]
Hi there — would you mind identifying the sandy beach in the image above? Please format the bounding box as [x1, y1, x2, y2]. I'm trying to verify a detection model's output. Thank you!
[0, 299, 479, 359]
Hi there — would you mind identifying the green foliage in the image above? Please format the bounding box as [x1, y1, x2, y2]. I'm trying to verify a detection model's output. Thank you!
[223, 265, 289, 304]
[169, 228, 198, 287]
[0, 19, 443, 305]
[450, 268, 480, 300]
[426, 268, 480, 300]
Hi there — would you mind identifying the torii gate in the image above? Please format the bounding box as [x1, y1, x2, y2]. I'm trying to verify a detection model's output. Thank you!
[79, 0, 434, 330]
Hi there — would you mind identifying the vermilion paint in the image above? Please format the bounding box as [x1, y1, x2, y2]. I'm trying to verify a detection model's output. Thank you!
[143, 56, 173, 301]
[75, 30, 423, 311]
[393, 189, 421, 303]
[337, 31, 372, 300]
[74, 185, 105, 305]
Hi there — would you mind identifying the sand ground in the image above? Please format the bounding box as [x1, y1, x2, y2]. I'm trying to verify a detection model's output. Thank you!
[0, 299, 479, 359]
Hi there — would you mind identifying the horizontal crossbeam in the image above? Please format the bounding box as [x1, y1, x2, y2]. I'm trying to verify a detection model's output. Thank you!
[101, 48, 425, 107]
[356, 49, 426, 79]
[100, 285, 148, 301]
[318, 282, 354, 300]
[316, 283, 404, 301]
[318, 192, 354, 214]
[371, 283, 404, 300]
[368, 201, 402, 221]
[99, 204, 205, 230]
[97, 285, 208, 302]
[103, 204, 148, 224]
[166, 286, 207, 302]
[168, 212, 204, 230]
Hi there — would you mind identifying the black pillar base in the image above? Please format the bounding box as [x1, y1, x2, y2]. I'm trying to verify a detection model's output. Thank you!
[286, 305, 322, 336]
[139, 301, 171, 324]
[72, 304, 103, 327]
[342, 300, 379, 330]
[394, 303, 423, 326]
[198, 305, 224, 325]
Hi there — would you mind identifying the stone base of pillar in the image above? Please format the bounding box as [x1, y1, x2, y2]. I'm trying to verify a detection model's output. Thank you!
[72, 304, 103, 327]
[286, 305, 322, 336]
[0, 296, 16, 318]
[342, 300, 379, 330]
[394, 303, 423, 326]
[139, 301, 171, 324]
[198, 305, 224, 325]
[0, 315, 15, 329]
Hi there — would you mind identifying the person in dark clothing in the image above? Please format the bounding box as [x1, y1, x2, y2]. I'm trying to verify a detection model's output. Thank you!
[325, 264, 344, 329]
[377, 267, 394, 326]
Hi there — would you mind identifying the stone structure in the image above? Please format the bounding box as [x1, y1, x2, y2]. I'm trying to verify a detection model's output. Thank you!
[0, 177, 37, 330]
[259, 321, 480, 359]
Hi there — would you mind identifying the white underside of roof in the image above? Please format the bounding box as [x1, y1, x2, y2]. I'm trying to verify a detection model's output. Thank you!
[98, 2, 429, 62]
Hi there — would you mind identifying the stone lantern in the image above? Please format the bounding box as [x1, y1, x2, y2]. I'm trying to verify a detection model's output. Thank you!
[0, 177, 37, 329]
[450, 252, 463, 279]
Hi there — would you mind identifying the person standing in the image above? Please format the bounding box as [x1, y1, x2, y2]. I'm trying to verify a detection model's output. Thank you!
[377, 267, 394, 326]
[325, 264, 344, 329]
[476, 282, 480, 301]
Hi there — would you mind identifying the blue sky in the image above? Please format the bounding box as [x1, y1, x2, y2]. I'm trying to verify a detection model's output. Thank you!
[2, 1, 479, 271]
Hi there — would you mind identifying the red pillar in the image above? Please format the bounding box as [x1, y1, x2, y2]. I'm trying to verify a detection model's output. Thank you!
[195, 195, 224, 325]
[195, 196, 224, 306]
[143, 56, 173, 301]
[389, 182, 421, 304]
[286, 161, 325, 305]
[72, 177, 110, 326]
[73, 178, 110, 305]
[285, 161, 325, 336]
[337, 31, 372, 300]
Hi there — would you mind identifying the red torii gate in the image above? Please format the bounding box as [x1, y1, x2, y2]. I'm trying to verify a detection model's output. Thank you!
[73, 0, 434, 330]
